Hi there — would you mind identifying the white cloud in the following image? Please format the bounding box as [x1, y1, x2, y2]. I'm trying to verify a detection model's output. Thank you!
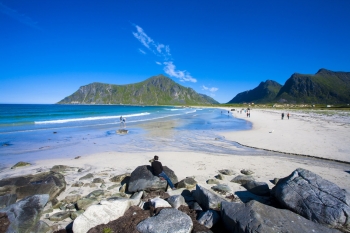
[139, 49, 146, 54]
[163, 62, 197, 83]
[132, 25, 154, 49]
[202, 85, 219, 92]
[132, 24, 195, 83]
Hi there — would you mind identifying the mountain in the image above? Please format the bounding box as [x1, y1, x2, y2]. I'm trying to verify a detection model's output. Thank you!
[227, 80, 282, 104]
[227, 69, 350, 104]
[57, 74, 219, 105]
[275, 69, 350, 104]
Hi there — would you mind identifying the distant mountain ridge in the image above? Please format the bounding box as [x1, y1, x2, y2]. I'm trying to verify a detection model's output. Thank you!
[57, 75, 219, 105]
[228, 80, 282, 104]
[228, 69, 350, 104]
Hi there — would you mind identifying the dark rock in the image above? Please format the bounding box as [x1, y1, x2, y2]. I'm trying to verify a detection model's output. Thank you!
[92, 178, 104, 183]
[240, 169, 254, 175]
[0, 194, 17, 208]
[78, 168, 84, 172]
[0, 194, 49, 233]
[50, 165, 76, 173]
[189, 202, 203, 211]
[215, 174, 224, 180]
[71, 181, 84, 187]
[243, 181, 270, 196]
[137, 208, 193, 233]
[128, 165, 178, 192]
[49, 211, 71, 221]
[109, 173, 130, 183]
[0, 171, 66, 201]
[193, 185, 226, 211]
[79, 173, 94, 180]
[177, 177, 197, 189]
[116, 129, 128, 134]
[218, 169, 234, 175]
[197, 210, 220, 228]
[230, 175, 254, 185]
[221, 200, 340, 233]
[11, 161, 31, 169]
[272, 168, 350, 231]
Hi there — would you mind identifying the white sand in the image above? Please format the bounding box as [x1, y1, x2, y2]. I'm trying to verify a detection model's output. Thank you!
[221, 108, 350, 163]
[1, 108, 350, 203]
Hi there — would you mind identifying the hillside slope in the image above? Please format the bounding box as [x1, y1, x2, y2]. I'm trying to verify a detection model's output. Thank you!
[57, 75, 219, 105]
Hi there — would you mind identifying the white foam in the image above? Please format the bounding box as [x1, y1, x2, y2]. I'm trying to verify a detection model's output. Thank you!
[35, 112, 150, 124]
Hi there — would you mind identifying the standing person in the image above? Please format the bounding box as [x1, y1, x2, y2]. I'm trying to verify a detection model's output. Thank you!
[151, 155, 175, 190]
[287, 113, 290, 120]
[120, 116, 123, 128]
[247, 112, 249, 117]
[281, 113, 284, 120]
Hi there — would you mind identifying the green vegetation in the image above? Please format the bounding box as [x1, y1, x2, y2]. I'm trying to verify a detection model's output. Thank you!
[102, 227, 113, 233]
[57, 75, 219, 106]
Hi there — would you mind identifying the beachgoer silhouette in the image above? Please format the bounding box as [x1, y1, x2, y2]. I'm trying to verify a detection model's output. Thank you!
[151, 155, 175, 190]
[287, 113, 290, 120]
[281, 113, 284, 120]
[120, 116, 123, 128]
[122, 117, 126, 128]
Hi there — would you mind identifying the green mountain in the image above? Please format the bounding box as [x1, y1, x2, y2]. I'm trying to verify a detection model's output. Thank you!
[227, 80, 282, 104]
[57, 74, 219, 105]
[276, 69, 350, 104]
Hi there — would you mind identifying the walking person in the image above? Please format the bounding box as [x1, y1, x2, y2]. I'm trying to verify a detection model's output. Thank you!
[151, 155, 176, 190]
[120, 116, 123, 128]
[287, 113, 290, 120]
[281, 113, 284, 120]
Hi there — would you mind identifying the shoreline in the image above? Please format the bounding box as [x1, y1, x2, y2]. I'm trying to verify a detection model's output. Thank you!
[220, 108, 350, 163]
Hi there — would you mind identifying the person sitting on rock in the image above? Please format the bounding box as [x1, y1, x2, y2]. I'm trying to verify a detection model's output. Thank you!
[151, 155, 176, 190]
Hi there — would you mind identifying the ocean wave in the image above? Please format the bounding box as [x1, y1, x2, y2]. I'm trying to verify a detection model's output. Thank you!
[35, 112, 150, 124]
[164, 108, 187, 111]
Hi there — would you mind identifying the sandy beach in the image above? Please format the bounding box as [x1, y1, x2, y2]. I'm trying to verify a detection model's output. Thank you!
[1, 108, 350, 194]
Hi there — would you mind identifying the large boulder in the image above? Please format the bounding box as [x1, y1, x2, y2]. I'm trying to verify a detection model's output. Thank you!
[193, 185, 226, 211]
[128, 165, 178, 192]
[272, 168, 350, 231]
[0, 194, 17, 208]
[137, 208, 193, 233]
[0, 194, 49, 233]
[0, 172, 66, 201]
[73, 191, 143, 233]
[221, 200, 340, 233]
[242, 181, 270, 196]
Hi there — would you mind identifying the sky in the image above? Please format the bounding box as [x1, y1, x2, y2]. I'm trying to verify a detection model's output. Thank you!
[1, 1, 350, 104]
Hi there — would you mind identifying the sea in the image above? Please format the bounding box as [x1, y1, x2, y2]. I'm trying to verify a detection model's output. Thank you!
[0, 104, 256, 166]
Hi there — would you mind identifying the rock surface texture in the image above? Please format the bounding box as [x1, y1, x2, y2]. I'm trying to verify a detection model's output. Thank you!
[193, 185, 226, 211]
[221, 200, 341, 233]
[273, 168, 350, 232]
[128, 165, 178, 192]
[73, 192, 142, 233]
[242, 181, 270, 196]
[137, 208, 193, 233]
[0, 194, 49, 233]
[0, 172, 66, 201]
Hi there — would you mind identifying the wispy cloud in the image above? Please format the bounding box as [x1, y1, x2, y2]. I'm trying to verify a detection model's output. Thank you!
[132, 24, 195, 83]
[164, 62, 197, 83]
[0, 2, 41, 30]
[139, 48, 146, 54]
[202, 85, 219, 92]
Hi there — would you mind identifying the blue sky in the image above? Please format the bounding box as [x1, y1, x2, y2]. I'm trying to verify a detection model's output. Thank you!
[1, 1, 350, 104]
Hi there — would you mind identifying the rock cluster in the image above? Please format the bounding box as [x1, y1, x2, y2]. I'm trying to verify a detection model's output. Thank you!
[0, 162, 348, 233]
